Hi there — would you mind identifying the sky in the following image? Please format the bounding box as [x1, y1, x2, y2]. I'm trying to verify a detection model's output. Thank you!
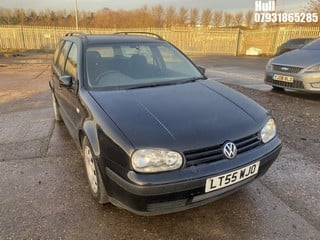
[0, 0, 309, 12]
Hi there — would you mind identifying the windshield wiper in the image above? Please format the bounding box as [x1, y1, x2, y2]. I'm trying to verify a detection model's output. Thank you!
[126, 77, 205, 90]
[179, 77, 206, 84]
[126, 82, 177, 90]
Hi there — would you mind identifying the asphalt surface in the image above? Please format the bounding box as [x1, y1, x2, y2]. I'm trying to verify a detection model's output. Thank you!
[0, 54, 319, 240]
[192, 55, 271, 91]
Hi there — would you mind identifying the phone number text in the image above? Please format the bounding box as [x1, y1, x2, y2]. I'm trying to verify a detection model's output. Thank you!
[254, 12, 318, 23]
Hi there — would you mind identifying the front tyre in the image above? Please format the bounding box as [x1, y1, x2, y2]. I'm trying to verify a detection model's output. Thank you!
[82, 137, 109, 204]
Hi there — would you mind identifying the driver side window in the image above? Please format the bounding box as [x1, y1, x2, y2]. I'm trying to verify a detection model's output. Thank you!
[57, 41, 72, 74]
[65, 43, 78, 92]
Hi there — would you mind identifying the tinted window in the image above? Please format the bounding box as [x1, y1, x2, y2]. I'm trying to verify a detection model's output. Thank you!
[65, 43, 78, 91]
[121, 45, 154, 64]
[57, 41, 72, 73]
[86, 43, 203, 90]
[53, 41, 64, 64]
[157, 45, 189, 73]
[88, 46, 114, 57]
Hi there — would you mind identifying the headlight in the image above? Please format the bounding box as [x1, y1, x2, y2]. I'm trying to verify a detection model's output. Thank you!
[302, 64, 320, 73]
[265, 58, 274, 71]
[131, 149, 183, 173]
[260, 118, 277, 143]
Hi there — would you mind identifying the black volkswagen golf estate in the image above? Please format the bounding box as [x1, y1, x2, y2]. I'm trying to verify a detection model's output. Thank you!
[50, 32, 282, 215]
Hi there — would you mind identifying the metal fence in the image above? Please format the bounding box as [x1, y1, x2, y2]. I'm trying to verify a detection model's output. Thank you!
[239, 26, 320, 55]
[1, 25, 320, 56]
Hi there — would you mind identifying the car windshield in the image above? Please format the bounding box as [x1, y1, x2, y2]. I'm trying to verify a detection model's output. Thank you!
[85, 42, 204, 90]
[302, 38, 320, 50]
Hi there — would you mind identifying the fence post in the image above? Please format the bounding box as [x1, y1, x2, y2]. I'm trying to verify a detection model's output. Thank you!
[271, 27, 281, 55]
[235, 28, 242, 56]
[20, 25, 26, 49]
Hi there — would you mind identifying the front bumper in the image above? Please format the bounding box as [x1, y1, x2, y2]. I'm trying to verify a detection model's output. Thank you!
[265, 71, 320, 93]
[104, 137, 282, 216]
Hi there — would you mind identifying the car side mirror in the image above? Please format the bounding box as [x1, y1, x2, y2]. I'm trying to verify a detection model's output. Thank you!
[59, 75, 72, 88]
[198, 66, 206, 74]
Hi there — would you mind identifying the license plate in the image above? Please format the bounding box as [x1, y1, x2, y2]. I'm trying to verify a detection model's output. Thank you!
[205, 162, 260, 193]
[273, 74, 294, 83]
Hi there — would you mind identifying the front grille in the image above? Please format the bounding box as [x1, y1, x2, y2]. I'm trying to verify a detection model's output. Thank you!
[273, 65, 303, 74]
[265, 77, 304, 89]
[184, 134, 262, 167]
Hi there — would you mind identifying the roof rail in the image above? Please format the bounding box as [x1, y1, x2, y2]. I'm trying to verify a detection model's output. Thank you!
[114, 32, 164, 41]
[65, 32, 89, 42]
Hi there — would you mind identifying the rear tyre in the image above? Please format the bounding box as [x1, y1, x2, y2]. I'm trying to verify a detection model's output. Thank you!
[82, 136, 109, 204]
[52, 93, 62, 121]
[272, 86, 285, 92]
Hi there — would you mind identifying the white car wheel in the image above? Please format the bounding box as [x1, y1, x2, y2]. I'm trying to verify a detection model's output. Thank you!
[82, 137, 109, 204]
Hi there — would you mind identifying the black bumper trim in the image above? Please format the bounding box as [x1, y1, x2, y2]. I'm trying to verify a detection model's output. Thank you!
[105, 144, 282, 196]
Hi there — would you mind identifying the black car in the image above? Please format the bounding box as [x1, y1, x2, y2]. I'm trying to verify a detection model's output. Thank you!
[50, 32, 282, 215]
[275, 38, 314, 56]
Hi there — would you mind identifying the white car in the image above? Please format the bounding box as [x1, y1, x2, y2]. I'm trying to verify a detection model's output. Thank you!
[265, 38, 320, 93]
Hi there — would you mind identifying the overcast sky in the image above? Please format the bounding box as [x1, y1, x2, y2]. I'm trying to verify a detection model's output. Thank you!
[0, 0, 308, 12]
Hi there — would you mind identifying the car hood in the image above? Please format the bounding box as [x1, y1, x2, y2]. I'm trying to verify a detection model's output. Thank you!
[272, 49, 320, 68]
[89, 80, 267, 151]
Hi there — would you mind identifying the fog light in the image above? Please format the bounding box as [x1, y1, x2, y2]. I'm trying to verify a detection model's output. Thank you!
[311, 82, 320, 88]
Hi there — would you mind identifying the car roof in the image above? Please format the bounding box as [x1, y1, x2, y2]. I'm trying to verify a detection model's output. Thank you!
[64, 33, 165, 45]
[285, 38, 314, 43]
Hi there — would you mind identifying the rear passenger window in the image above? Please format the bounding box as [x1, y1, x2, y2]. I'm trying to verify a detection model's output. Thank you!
[57, 41, 72, 73]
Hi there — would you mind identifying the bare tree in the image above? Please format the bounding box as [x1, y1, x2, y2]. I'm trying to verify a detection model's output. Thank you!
[233, 12, 244, 26]
[224, 12, 232, 27]
[177, 7, 188, 26]
[55, 10, 68, 26]
[245, 10, 254, 28]
[135, 5, 150, 27]
[39, 9, 54, 26]
[305, 0, 320, 14]
[16, 8, 26, 25]
[164, 6, 176, 27]
[49, 10, 57, 26]
[305, 0, 320, 25]
[78, 10, 93, 28]
[1, 8, 13, 24]
[151, 5, 164, 27]
[201, 8, 212, 27]
[253, 20, 263, 29]
[0, 5, 261, 29]
[94, 8, 112, 28]
[26, 10, 39, 25]
[189, 8, 199, 26]
[212, 11, 223, 27]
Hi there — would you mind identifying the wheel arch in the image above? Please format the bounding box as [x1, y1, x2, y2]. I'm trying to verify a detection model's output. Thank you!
[80, 120, 100, 157]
